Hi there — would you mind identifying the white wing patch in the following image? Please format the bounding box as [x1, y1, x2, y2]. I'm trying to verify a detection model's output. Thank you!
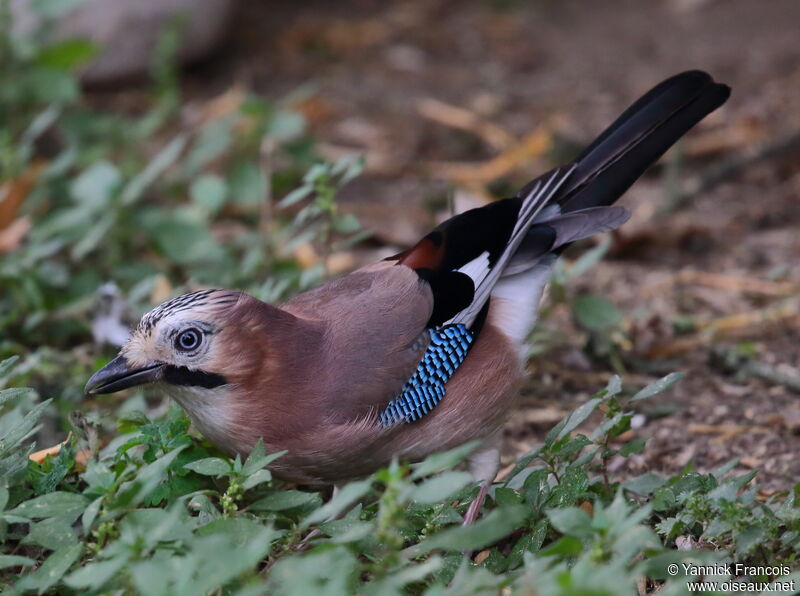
[490, 254, 557, 347]
[446, 167, 575, 327]
[456, 251, 491, 286]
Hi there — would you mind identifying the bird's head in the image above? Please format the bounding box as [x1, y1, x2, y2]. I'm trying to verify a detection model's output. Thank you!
[85, 289, 251, 397]
[85, 287, 318, 453]
[85, 289, 274, 449]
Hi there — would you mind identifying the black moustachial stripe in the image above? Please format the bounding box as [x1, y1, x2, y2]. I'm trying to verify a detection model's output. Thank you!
[162, 366, 228, 389]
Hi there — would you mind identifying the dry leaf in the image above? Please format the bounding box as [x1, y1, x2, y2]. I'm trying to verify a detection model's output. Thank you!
[473, 549, 491, 564]
[429, 124, 553, 186]
[29, 433, 72, 463]
[150, 274, 173, 304]
[416, 97, 515, 151]
[0, 216, 31, 254]
[0, 162, 43, 230]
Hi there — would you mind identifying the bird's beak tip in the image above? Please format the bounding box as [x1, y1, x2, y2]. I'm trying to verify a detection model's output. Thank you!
[85, 356, 164, 395]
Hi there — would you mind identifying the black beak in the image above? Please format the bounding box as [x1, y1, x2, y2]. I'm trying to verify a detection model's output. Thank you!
[85, 356, 165, 395]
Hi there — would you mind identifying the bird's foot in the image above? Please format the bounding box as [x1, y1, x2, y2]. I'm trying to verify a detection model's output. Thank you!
[462, 477, 491, 526]
[462, 496, 483, 526]
[461, 478, 492, 559]
[296, 528, 322, 551]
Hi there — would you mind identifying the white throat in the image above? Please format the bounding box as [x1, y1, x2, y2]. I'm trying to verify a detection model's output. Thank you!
[167, 384, 234, 451]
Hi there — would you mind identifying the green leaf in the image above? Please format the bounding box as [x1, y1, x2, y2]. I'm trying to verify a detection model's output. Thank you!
[0, 356, 19, 380]
[332, 213, 361, 234]
[183, 457, 231, 477]
[546, 397, 602, 444]
[493, 487, 523, 508]
[196, 517, 282, 549]
[265, 545, 358, 596]
[411, 441, 479, 480]
[538, 535, 583, 557]
[572, 294, 623, 332]
[552, 434, 593, 459]
[602, 374, 622, 398]
[408, 505, 529, 554]
[23, 516, 78, 550]
[546, 466, 589, 508]
[302, 478, 372, 527]
[10, 491, 88, 522]
[71, 212, 115, 259]
[566, 237, 610, 280]
[367, 556, 443, 593]
[120, 135, 187, 204]
[241, 440, 284, 477]
[82, 497, 102, 533]
[145, 207, 222, 265]
[228, 161, 267, 207]
[190, 174, 228, 214]
[250, 490, 319, 512]
[242, 468, 272, 490]
[520, 469, 550, 508]
[406, 471, 474, 504]
[25, 67, 79, 103]
[187, 118, 235, 174]
[114, 445, 186, 508]
[14, 543, 82, 594]
[0, 554, 36, 570]
[173, 525, 278, 595]
[621, 473, 666, 495]
[735, 524, 766, 554]
[36, 39, 98, 70]
[64, 558, 125, 591]
[69, 161, 121, 207]
[508, 519, 548, 567]
[631, 372, 685, 401]
[0, 387, 35, 407]
[545, 507, 594, 538]
[267, 110, 306, 141]
[320, 517, 374, 544]
[618, 437, 647, 457]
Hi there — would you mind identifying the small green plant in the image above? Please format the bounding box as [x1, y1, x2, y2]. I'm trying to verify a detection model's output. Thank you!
[3, 355, 798, 594]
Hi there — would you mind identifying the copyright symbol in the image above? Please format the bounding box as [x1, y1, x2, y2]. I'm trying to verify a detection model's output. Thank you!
[667, 564, 679, 576]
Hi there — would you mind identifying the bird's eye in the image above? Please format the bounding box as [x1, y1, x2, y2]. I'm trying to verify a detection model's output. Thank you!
[175, 328, 202, 352]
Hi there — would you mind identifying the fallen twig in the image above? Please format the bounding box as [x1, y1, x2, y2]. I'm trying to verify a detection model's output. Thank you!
[647, 301, 800, 358]
[416, 97, 516, 151]
[675, 128, 800, 206]
[745, 361, 800, 394]
[428, 124, 553, 186]
[689, 423, 771, 443]
[676, 270, 800, 298]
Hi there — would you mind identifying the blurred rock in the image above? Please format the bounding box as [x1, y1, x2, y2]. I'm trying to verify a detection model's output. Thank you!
[11, 0, 234, 83]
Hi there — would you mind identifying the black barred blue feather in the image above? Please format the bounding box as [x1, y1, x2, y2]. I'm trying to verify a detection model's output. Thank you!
[378, 324, 474, 427]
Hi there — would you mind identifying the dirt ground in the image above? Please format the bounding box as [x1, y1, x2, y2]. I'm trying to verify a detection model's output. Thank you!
[180, 0, 800, 491]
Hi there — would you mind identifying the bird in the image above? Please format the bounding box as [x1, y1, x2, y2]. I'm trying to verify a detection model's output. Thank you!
[86, 71, 730, 524]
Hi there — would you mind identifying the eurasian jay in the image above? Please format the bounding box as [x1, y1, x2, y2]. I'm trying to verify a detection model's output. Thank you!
[86, 71, 729, 523]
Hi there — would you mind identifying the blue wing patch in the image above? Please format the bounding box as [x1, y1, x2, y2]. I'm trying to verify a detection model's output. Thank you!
[378, 324, 474, 427]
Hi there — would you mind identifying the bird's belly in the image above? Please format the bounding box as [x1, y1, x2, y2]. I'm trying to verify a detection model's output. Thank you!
[266, 321, 524, 485]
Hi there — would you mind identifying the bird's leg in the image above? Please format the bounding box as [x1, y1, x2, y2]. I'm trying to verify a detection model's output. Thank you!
[462, 435, 501, 526]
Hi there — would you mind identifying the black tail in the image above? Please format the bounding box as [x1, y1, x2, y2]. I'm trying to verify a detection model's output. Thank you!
[517, 70, 730, 212]
[395, 71, 730, 328]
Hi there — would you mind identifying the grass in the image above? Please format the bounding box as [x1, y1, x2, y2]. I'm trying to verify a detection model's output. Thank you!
[1, 3, 799, 594]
